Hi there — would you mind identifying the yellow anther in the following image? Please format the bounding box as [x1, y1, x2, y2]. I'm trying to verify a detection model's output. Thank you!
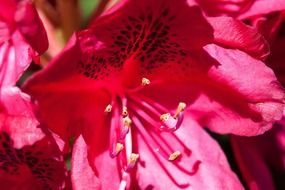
[123, 116, 132, 127]
[141, 77, 150, 86]
[168, 151, 181, 161]
[174, 102, 186, 119]
[104, 104, 112, 113]
[128, 153, 139, 164]
[116, 143, 124, 153]
[160, 113, 170, 122]
[122, 106, 128, 117]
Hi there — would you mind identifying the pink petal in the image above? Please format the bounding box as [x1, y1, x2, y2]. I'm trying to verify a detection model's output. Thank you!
[0, 32, 33, 88]
[238, 0, 285, 19]
[208, 17, 269, 60]
[189, 0, 254, 17]
[190, 44, 284, 136]
[190, 0, 285, 19]
[0, 0, 47, 88]
[71, 135, 101, 190]
[0, 87, 44, 149]
[85, 120, 122, 190]
[135, 118, 244, 189]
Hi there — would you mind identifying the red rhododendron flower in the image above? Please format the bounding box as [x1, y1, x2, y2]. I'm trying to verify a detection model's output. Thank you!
[23, 0, 285, 189]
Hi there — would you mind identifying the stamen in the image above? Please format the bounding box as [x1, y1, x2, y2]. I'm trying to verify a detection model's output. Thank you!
[160, 113, 170, 122]
[125, 153, 139, 172]
[123, 116, 132, 127]
[110, 143, 124, 158]
[122, 106, 128, 117]
[116, 143, 124, 153]
[168, 151, 181, 161]
[104, 104, 112, 113]
[159, 103, 186, 131]
[160, 113, 182, 131]
[173, 102, 186, 119]
[120, 116, 132, 139]
[141, 77, 150, 86]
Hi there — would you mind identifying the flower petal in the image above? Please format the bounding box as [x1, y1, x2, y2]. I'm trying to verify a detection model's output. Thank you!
[189, 44, 284, 136]
[0, 32, 33, 88]
[207, 17, 269, 60]
[23, 0, 214, 139]
[0, 87, 43, 149]
[23, 35, 95, 141]
[136, 43, 284, 136]
[77, 0, 213, 85]
[266, 35, 285, 86]
[0, 0, 47, 88]
[135, 118, 244, 189]
[15, 0, 48, 54]
[71, 135, 101, 190]
[231, 116, 285, 190]
[238, 0, 285, 19]
[0, 132, 67, 189]
[191, 0, 254, 17]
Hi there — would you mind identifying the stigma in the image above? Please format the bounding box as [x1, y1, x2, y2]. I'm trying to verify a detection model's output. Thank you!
[160, 102, 186, 131]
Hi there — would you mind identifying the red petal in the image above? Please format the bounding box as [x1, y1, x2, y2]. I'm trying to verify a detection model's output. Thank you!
[0, 132, 67, 189]
[0, 88, 66, 189]
[71, 135, 101, 190]
[231, 116, 285, 190]
[208, 17, 269, 60]
[23, 0, 213, 139]
[266, 35, 285, 86]
[92, 0, 213, 47]
[135, 118, 244, 189]
[23, 35, 91, 140]
[15, 0, 48, 54]
[0, 1, 16, 28]
[78, 0, 213, 84]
